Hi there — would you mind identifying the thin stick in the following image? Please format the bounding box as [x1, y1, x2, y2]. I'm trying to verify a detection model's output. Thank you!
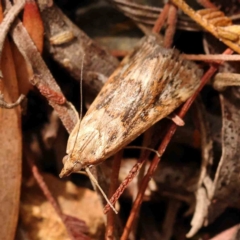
[120, 48, 233, 240]
[182, 54, 240, 62]
[103, 148, 151, 214]
[152, 3, 170, 33]
[105, 150, 123, 240]
[111, 50, 129, 58]
[197, 0, 217, 9]
[164, 3, 178, 48]
[213, 72, 240, 91]
[85, 167, 118, 214]
[161, 200, 181, 239]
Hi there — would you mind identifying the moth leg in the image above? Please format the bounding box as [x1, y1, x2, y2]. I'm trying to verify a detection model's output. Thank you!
[0, 92, 25, 109]
[213, 73, 240, 91]
[125, 146, 160, 157]
[167, 113, 185, 126]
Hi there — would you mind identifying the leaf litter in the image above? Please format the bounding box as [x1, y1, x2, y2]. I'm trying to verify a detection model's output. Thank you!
[1, 0, 240, 239]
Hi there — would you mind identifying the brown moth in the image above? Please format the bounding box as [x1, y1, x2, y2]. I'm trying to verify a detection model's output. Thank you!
[59, 35, 202, 178]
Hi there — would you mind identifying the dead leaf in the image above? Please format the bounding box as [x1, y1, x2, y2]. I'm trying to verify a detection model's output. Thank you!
[208, 87, 240, 222]
[21, 173, 105, 240]
[187, 97, 214, 238]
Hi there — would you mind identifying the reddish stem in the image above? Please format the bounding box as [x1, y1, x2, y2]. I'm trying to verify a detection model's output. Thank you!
[120, 48, 233, 240]
[197, 0, 217, 9]
[105, 150, 123, 240]
[164, 4, 178, 48]
[152, 3, 170, 33]
[111, 50, 129, 58]
[182, 54, 240, 62]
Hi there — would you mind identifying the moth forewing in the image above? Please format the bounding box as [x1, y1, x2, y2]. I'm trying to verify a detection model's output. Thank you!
[60, 35, 202, 178]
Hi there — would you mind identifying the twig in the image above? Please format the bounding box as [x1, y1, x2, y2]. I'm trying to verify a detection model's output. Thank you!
[103, 157, 146, 214]
[161, 200, 181, 240]
[0, 0, 25, 77]
[197, 0, 217, 9]
[105, 150, 123, 240]
[182, 54, 240, 62]
[152, 3, 170, 33]
[213, 72, 240, 91]
[110, 50, 129, 58]
[0, 93, 25, 108]
[170, 0, 240, 54]
[120, 48, 233, 240]
[164, 3, 178, 48]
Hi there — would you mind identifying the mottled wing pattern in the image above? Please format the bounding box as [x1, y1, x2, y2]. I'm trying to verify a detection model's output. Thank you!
[67, 35, 202, 166]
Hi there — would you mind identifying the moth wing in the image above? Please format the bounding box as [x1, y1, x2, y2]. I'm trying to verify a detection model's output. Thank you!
[67, 35, 202, 165]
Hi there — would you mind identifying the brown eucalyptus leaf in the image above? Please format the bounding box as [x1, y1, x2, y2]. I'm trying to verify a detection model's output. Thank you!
[0, 38, 22, 240]
[36, 0, 119, 102]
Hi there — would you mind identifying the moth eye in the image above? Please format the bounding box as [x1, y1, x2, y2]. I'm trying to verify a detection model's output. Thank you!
[62, 155, 68, 164]
[73, 162, 82, 172]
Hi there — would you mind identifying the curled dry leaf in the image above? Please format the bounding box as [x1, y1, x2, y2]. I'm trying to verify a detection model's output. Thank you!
[186, 97, 214, 238]
[208, 87, 240, 222]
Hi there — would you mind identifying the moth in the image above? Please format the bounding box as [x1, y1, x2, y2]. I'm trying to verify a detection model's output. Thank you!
[60, 35, 202, 178]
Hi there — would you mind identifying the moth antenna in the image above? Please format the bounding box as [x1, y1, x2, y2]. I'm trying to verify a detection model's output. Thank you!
[85, 167, 118, 214]
[79, 54, 84, 122]
[125, 146, 161, 158]
[70, 54, 85, 157]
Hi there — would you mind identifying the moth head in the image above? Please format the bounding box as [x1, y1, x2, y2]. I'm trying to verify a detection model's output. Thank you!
[59, 154, 83, 178]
